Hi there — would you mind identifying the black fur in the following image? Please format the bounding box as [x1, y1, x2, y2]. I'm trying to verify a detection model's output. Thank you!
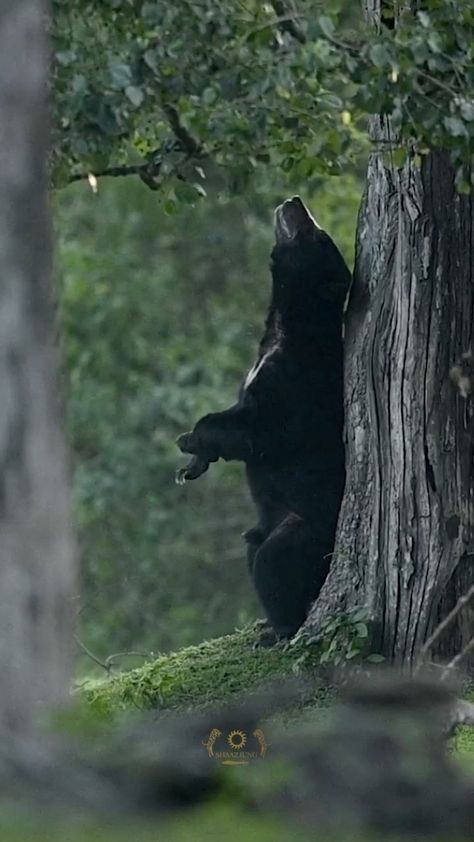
[177, 197, 351, 638]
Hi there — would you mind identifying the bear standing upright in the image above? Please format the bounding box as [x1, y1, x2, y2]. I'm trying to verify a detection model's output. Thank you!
[177, 196, 351, 639]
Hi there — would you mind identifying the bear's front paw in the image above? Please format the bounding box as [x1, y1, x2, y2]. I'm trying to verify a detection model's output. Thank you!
[175, 455, 210, 485]
[176, 430, 197, 454]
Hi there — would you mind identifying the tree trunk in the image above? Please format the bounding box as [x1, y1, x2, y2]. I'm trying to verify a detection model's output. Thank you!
[305, 120, 474, 661]
[0, 1, 76, 732]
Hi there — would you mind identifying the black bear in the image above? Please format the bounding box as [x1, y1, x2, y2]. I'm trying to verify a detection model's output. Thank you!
[177, 196, 351, 639]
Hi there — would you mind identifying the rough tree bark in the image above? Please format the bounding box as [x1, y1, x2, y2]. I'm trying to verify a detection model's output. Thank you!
[305, 6, 474, 663]
[0, 1, 76, 732]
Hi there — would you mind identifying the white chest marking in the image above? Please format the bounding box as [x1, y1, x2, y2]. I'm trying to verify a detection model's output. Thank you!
[244, 349, 273, 390]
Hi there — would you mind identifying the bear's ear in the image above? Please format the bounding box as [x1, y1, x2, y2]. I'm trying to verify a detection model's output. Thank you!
[274, 196, 321, 243]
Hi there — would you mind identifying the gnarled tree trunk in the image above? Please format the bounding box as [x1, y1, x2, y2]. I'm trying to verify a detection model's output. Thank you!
[0, 1, 76, 733]
[305, 116, 474, 661]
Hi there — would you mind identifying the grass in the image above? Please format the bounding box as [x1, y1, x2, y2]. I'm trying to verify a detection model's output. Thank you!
[83, 624, 324, 718]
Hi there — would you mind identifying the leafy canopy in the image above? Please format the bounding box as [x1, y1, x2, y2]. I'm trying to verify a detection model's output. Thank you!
[52, 0, 473, 195]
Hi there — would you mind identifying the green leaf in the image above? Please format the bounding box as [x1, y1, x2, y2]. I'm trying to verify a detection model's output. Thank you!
[370, 43, 390, 68]
[275, 85, 291, 100]
[318, 16, 335, 38]
[418, 11, 430, 28]
[355, 622, 368, 638]
[56, 50, 76, 66]
[72, 75, 87, 94]
[351, 608, 369, 623]
[459, 99, 474, 121]
[427, 55, 450, 72]
[202, 87, 217, 106]
[443, 116, 468, 137]
[174, 181, 200, 203]
[427, 33, 442, 54]
[109, 61, 132, 89]
[125, 86, 145, 108]
[143, 49, 159, 73]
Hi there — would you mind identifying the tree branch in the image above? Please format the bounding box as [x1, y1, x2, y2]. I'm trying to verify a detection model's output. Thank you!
[66, 145, 198, 191]
[68, 161, 164, 189]
[67, 103, 203, 190]
[75, 634, 149, 675]
[161, 103, 201, 156]
[442, 635, 474, 679]
[74, 634, 110, 672]
[416, 584, 474, 670]
[270, 0, 306, 44]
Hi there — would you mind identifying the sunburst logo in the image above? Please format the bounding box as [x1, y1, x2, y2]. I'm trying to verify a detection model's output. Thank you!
[202, 726, 269, 765]
[227, 729, 247, 750]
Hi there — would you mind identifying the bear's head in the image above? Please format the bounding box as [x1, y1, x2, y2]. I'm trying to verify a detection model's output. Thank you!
[270, 196, 350, 315]
[274, 195, 321, 244]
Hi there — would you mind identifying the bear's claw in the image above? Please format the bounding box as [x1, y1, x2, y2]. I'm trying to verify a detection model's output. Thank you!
[175, 454, 210, 485]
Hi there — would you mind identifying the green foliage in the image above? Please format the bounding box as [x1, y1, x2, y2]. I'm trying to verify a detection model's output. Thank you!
[52, 0, 473, 192]
[82, 624, 324, 717]
[452, 687, 474, 769]
[55, 171, 361, 658]
[296, 608, 385, 668]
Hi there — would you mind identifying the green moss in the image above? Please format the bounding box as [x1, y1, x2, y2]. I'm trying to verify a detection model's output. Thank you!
[82, 626, 474, 787]
[453, 726, 474, 768]
[83, 625, 323, 718]
[453, 691, 474, 770]
[452, 687, 474, 769]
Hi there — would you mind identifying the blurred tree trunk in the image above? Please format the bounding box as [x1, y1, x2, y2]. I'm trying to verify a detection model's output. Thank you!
[0, 1, 76, 733]
[305, 2, 474, 664]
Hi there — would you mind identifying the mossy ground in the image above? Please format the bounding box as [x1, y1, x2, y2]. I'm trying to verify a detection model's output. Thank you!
[83, 624, 325, 719]
[82, 624, 474, 766]
[452, 685, 474, 768]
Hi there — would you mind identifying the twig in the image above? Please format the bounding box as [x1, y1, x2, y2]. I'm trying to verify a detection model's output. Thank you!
[68, 97, 203, 189]
[104, 651, 149, 669]
[68, 161, 164, 189]
[270, 0, 306, 44]
[75, 635, 151, 675]
[241, 13, 306, 43]
[74, 634, 110, 673]
[416, 67, 462, 98]
[162, 103, 201, 156]
[416, 583, 474, 670]
[67, 152, 197, 191]
[441, 635, 474, 680]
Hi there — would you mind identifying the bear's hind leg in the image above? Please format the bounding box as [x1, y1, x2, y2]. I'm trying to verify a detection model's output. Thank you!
[252, 514, 332, 639]
[243, 526, 266, 577]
